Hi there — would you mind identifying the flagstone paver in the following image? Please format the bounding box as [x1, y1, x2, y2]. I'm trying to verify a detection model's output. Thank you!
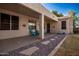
[19, 46, 39, 55]
[50, 39, 55, 41]
[41, 41, 50, 45]
[55, 36, 58, 38]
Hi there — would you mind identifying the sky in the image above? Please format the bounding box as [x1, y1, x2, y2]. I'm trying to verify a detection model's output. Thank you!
[42, 3, 79, 16]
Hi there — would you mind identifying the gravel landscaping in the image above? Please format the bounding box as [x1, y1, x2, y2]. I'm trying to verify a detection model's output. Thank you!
[0, 34, 65, 56]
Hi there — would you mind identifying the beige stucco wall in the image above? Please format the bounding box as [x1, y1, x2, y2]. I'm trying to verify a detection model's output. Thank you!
[0, 8, 31, 40]
[68, 17, 73, 34]
[50, 22, 58, 33]
[44, 19, 57, 33]
[57, 19, 69, 34]
[56, 17, 73, 34]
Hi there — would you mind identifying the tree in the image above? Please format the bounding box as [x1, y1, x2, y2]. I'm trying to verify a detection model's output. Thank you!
[51, 10, 64, 17]
[73, 16, 77, 28]
[72, 11, 79, 33]
[59, 13, 64, 17]
[73, 16, 79, 28]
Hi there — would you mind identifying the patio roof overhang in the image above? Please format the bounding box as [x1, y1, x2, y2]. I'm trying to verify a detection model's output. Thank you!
[58, 16, 71, 20]
[44, 15, 57, 22]
[20, 3, 58, 22]
[0, 3, 41, 18]
[0, 3, 58, 21]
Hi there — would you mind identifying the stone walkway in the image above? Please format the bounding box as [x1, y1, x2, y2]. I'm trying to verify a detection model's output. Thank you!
[0, 34, 65, 56]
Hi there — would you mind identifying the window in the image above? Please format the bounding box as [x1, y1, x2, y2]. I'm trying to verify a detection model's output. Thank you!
[61, 21, 66, 29]
[0, 13, 10, 30]
[0, 13, 19, 30]
[11, 16, 19, 30]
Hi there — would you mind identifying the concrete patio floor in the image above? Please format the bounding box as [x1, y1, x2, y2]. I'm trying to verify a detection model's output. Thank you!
[0, 36, 40, 53]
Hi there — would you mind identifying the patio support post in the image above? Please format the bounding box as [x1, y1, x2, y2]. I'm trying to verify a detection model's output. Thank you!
[39, 14, 45, 39]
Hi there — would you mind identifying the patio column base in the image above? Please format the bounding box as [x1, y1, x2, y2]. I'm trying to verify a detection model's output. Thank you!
[38, 36, 45, 40]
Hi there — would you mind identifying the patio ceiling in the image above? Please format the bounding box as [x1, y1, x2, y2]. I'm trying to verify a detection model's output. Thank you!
[21, 3, 58, 22]
[0, 3, 41, 18]
[44, 15, 57, 22]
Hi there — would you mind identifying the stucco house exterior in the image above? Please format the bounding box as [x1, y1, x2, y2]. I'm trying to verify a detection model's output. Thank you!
[0, 3, 74, 40]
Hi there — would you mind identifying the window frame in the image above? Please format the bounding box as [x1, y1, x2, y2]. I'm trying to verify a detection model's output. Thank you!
[0, 13, 19, 30]
[0, 13, 10, 30]
[11, 15, 19, 30]
[61, 21, 66, 30]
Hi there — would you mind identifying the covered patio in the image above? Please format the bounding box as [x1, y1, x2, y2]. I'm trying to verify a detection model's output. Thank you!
[0, 3, 58, 40]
